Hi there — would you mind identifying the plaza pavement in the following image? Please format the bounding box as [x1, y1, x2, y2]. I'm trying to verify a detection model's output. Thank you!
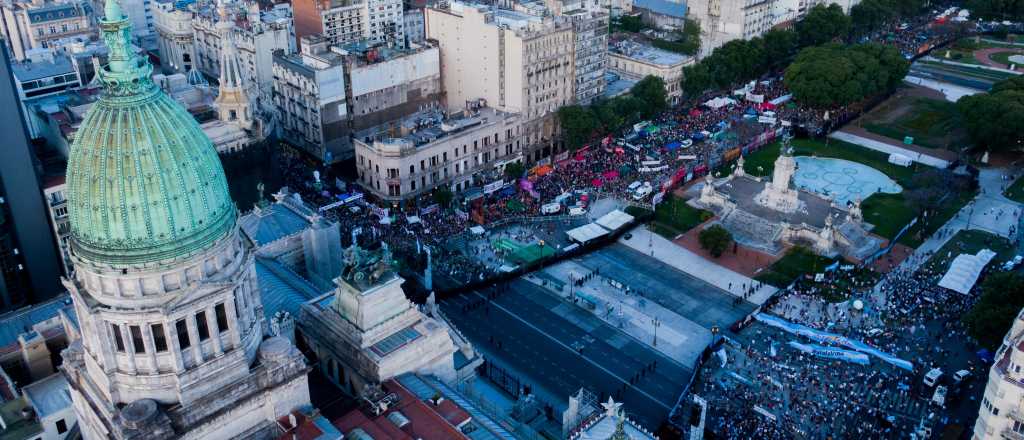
[886, 167, 1022, 275]
[619, 226, 778, 305]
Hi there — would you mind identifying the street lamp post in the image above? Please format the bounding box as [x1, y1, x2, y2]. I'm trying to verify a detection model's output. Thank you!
[652, 317, 661, 347]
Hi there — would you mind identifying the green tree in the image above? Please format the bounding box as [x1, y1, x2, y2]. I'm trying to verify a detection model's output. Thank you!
[761, 29, 799, 70]
[557, 105, 601, 150]
[784, 43, 908, 108]
[682, 63, 714, 97]
[630, 76, 668, 117]
[433, 186, 454, 208]
[613, 15, 646, 33]
[503, 162, 526, 180]
[966, 0, 1024, 20]
[796, 4, 852, 47]
[992, 76, 1024, 93]
[963, 273, 1024, 349]
[698, 225, 733, 258]
[850, 0, 892, 34]
[957, 84, 1024, 152]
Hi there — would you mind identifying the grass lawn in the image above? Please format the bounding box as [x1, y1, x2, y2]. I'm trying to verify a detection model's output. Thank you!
[714, 137, 976, 247]
[919, 230, 1016, 275]
[990, 50, 1024, 67]
[724, 137, 917, 185]
[862, 98, 969, 151]
[1006, 176, 1024, 203]
[860, 193, 916, 240]
[649, 195, 711, 239]
[755, 246, 837, 288]
[897, 189, 977, 248]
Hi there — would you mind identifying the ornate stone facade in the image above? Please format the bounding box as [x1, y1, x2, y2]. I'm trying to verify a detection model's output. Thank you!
[60, 3, 311, 439]
[299, 243, 465, 396]
[692, 137, 882, 260]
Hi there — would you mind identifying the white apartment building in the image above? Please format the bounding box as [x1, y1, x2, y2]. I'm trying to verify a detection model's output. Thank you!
[355, 104, 523, 201]
[292, 0, 404, 49]
[608, 39, 692, 103]
[192, 2, 294, 109]
[426, 3, 574, 163]
[0, 0, 94, 61]
[153, 0, 294, 111]
[273, 37, 350, 163]
[565, 9, 608, 105]
[153, 0, 195, 72]
[974, 310, 1024, 440]
[274, 36, 443, 164]
[688, 0, 775, 56]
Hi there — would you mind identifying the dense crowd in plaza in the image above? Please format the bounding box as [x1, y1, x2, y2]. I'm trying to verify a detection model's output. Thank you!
[250, 6, 984, 439]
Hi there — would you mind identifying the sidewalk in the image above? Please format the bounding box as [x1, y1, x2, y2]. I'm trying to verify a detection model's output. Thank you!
[882, 167, 1022, 275]
[829, 131, 951, 168]
[619, 226, 777, 305]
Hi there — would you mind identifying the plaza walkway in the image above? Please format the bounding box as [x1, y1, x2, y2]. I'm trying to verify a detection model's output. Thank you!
[828, 131, 951, 168]
[619, 226, 778, 305]
[883, 167, 1022, 275]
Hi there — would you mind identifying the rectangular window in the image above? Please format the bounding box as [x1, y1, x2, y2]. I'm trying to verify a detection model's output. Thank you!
[196, 311, 210, 341]
[215, 304, 228, 333]
[56, 419, 67, 434]
[152, 324, 167, 352]
[111, 324, 125, 352]
[130, 325, 145, 354]
[176, 319, 190, 349]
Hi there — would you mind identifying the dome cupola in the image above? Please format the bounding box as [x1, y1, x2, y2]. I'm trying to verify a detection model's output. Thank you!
[66, 0, 236, 266]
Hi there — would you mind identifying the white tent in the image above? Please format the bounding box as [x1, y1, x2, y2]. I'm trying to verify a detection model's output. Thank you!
[595, 210, 634, 232]
[704, 97, 736, 109]
[469, 225, 486, 235]
[566, 223, 609, 244]
[938, 249, 997, 294]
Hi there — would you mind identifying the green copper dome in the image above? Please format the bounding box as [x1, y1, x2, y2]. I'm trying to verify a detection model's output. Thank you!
[66, 0, 236, 266]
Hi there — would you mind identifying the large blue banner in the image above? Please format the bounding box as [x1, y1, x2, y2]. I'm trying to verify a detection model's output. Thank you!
[788, 341, 871, 366]
[756, 314, 914, 371]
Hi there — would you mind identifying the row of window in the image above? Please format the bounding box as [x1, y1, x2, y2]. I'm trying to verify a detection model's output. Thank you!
[109, 303, 229, 355]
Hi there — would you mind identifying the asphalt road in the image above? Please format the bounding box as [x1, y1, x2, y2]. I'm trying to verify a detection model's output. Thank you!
[577, 244, 756, 330]
[442, 279, 693, 430]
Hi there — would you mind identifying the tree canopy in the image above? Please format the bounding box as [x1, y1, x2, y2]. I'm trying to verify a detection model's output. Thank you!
[851, 0, 926, 33]
[963, 273, 1024, 349]
[796, 4, 852, 47]
[699, 225, 733, 258]
[557, 76, 666, 150]
[957, 77, 1024, 152]
[784, 43, 908, 108]
[630, 76, 668, 117]
[965, 0, 1024, 20]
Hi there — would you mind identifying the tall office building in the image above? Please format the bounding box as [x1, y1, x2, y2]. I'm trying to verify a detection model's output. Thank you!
[0, 43, 62, 312]
[426, 2, 575, 162]
[292, 0, 405, 49]
[60, 2, 311, 438]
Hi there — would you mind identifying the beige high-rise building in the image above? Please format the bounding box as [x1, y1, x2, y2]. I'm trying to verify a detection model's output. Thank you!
[974, 309, 1024, 439]
[426, 2, 574, 163]
[688, 0, 775, 57]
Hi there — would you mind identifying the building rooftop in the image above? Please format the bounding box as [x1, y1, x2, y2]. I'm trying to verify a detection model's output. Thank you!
[0, 295, 71, 353]
[240, 202, 312, 246]
[22, 374, 72, 418]
[11, 55, 76, 82]
[357, 105, 514, 151]
[394, 374, 517, 440]
[632, 0, 687, 18]
[26, 2, 87, 23]
[256, 258, 326, 323]
[610, 40, 690, 66]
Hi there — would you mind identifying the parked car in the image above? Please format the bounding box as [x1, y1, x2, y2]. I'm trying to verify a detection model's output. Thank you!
[923, 368, 943, 387]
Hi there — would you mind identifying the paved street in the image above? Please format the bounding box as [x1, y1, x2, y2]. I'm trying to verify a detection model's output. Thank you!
[441, 279, 693, 429]
[578, 244, 757, 329]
